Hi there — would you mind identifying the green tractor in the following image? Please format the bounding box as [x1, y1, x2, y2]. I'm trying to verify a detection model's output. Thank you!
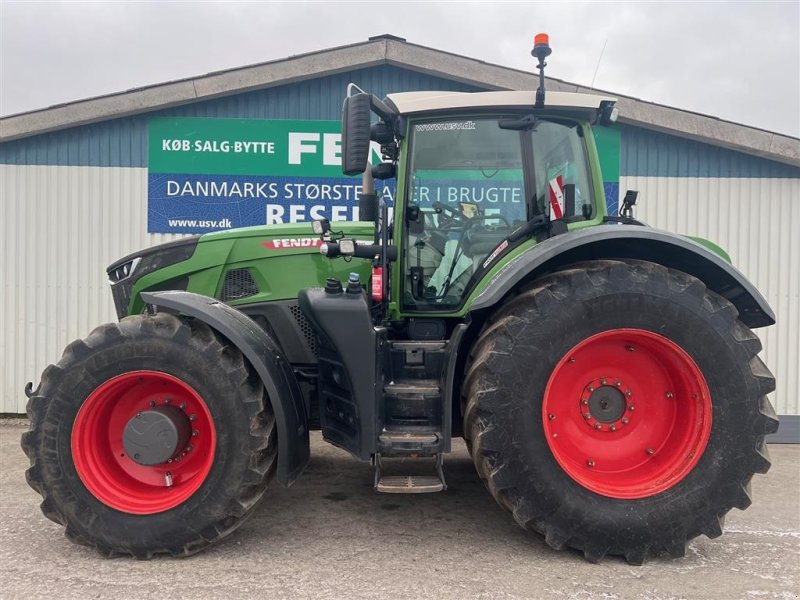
[22, 36, 778, 564]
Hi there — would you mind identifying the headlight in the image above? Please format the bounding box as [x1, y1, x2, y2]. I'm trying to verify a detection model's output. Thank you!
[312, 218, 330, 236]
[108, 257, 142, 284]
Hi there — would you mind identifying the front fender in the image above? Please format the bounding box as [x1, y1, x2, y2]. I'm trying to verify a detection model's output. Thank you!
[141, 291, 310, 486]
[470, 225, 775, 328]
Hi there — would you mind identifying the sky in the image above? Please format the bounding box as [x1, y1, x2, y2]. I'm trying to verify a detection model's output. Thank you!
[1, 1, 799, 137]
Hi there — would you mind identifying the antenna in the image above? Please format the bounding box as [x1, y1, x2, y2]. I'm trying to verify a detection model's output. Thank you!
[590, 39, 608, 89]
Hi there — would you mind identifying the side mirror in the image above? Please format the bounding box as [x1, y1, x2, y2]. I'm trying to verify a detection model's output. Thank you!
[341, 93, 372, 176]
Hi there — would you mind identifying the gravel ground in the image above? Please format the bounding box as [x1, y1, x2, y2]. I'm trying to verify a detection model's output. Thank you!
[1, 419, 798, 600]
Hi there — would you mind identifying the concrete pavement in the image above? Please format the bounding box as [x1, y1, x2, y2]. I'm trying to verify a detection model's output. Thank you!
[1, 419, 798, 600]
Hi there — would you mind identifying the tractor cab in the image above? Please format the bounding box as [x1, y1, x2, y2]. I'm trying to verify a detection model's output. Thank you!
[322, 87, 619, 313]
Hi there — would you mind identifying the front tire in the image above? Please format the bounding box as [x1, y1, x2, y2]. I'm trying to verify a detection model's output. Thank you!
[464, 259, 778, 563]
[21, 313, 276, 558]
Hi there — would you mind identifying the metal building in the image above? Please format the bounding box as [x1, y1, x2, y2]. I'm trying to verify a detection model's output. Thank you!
[1, 35, 798, 441]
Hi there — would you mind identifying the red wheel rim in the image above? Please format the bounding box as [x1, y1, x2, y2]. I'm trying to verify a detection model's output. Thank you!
[72, 371, 216, 514]
[543, 329, 711, 499]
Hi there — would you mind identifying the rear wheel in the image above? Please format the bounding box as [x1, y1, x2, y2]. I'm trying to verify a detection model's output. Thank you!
[464, 259, 778, 563]
[21, 313, 276, 558]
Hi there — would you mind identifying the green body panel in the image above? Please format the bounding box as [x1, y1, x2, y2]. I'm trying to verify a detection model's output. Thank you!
[126, 222, 375, 315]
[686, 236, 732, 263]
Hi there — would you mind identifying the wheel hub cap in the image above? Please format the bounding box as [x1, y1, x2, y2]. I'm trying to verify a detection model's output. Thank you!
[123, 406, 192, 465]
[587, 384, 626, 424]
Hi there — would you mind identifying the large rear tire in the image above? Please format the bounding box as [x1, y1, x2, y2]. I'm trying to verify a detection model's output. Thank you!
[21, 313, 276, 558]
[464, 259, 778, 563]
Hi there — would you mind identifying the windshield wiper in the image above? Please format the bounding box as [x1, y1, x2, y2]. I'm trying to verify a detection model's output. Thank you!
[498, 115, 539, 131]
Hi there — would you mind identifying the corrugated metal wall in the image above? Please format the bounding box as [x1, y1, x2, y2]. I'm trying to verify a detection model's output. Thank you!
[0, 165, 175, 413]
[620, 174, 800, 419]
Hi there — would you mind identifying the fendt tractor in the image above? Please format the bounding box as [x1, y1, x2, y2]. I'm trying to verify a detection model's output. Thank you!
[22, 35, 778, 564]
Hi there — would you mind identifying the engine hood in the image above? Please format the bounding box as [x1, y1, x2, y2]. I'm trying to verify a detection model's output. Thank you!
[107, 221, 378, 318]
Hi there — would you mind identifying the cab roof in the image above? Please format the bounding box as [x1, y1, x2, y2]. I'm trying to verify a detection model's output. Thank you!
[385, 90, 616, 116]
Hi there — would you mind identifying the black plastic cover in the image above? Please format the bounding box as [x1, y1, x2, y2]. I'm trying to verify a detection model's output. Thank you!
[298, 285, 378, 460]
[471, 224, 775, 328]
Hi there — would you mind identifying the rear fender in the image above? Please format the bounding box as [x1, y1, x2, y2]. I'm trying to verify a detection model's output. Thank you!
[141, 291, 310, 486]
[469, 225, 775, 328]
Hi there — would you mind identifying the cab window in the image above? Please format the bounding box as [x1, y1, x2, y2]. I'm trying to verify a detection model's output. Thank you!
[403, 117, 525, 309]
[529, 121, 594, 220]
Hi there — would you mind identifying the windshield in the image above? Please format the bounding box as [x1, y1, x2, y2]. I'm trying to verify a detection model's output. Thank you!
[402, 116, 592, 311]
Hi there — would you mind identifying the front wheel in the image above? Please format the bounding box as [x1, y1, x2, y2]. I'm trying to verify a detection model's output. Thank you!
[464, 259, 778, 563]
[22, 313, 276, 558]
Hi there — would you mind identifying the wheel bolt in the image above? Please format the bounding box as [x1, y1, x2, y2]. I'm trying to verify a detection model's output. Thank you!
[179, 402, 187, 410]
[136, 412, 142, 418]
[583, 412, 591, 420]
[189, 414, 197, 421]
[164, 398, 171, 404]
[192, 430, 199, 437]
[594, 423, 602, 430]
[587, 460, 595, 468]
[615, 381, 622, 387]
[548, 414, 556, 420]
[626, 345, 635, 352]
[622, 417, 629, 425]
[149, 400, 156, 408]
[666, 392, 674, 399]
[167, 458, 173, 463]
[552, 433, 558, 438]
[625, 391, 632, 397]
[582, 399, 589, 406]
[588, 386, 595, 392]
[174, 456, 181, 462]
[610, 424, 616, 431]
[646, 448, 655, 455]
[569, 357, 576, 363]
[181, 451, 188, 457]
[601, 379, 607, 385]
[628, 405, 635, 411]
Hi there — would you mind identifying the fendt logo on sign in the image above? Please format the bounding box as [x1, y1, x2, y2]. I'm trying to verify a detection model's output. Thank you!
[147, 117, 395, 234]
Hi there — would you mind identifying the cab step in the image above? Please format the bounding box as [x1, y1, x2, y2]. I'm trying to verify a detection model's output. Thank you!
[373, 453, 447, 494]
[378, 431, 440, 454]
[376, 476, 444, 494]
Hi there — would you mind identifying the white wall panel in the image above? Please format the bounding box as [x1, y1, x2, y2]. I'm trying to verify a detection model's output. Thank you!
[621, 175, 800, 416]
[0, 165, 181, 413]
